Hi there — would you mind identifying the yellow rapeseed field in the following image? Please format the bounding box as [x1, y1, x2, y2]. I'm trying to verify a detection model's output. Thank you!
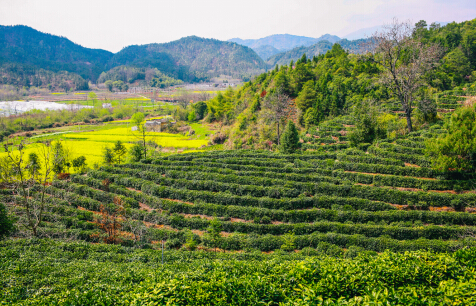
[63, 128, 207, 148]
[1, 125, 209, 174]
[0, 140, 132, 174]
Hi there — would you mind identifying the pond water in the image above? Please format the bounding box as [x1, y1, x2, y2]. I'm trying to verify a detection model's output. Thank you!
[0, 101, 92, 116]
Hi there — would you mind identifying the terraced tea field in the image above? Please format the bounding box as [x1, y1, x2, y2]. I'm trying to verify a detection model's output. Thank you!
[8, 140, 476, 253]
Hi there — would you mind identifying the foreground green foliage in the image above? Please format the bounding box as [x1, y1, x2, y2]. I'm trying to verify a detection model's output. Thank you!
[1, 239, 476, 305]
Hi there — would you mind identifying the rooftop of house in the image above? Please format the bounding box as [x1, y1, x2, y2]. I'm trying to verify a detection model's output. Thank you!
[145, 118, 168, 125]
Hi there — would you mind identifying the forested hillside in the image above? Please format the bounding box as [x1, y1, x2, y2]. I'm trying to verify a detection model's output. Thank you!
[97, 66, 183, 88]
[203, 19, 476, 149]
[0, 25, 112, 81]
[108, 36, 267, 82]
[0, 27, 267, 86]
[0, 63, 90, 91]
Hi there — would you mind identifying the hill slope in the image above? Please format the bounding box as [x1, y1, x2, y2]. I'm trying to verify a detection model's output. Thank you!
[0, 25, 112, 81]
[108, 36, 267, 82]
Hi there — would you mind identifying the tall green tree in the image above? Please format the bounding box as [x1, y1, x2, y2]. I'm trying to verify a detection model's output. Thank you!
[443, 48, 471, 84]
[348, 99, 386, 147]
[295, 80, 316, 112]
[192, 101, 208, 120]
[27, 152, 41, 180]
[51, 142, 70, 175]
[103, 147, 114, 165]
[131, 112, 149, 159]
[129, 144, 145, 162]
[290, 61, 313, 94]
[72, 156, 87, 173]
[113, 141, 127, 164]
[274, 70, 290, 94]
[426, 105, 476, 172]
[105, 80, 113, 92]
[279, 121, 301, 154]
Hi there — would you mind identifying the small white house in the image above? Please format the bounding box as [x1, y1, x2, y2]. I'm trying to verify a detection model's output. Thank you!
[144, 118, 171, 132]
[102, 103, 112, 108]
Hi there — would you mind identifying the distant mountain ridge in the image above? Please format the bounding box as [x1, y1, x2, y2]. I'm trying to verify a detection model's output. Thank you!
[108, 36, 266, 82]
[228, 34, 341, 60]
[266, 38, 369, 66]
[267, 40, 334, 66]
[0, 25, 267, 86]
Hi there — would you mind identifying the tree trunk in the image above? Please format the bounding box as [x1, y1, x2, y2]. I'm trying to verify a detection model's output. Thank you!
[277, 121, 280, 145]
[405, 108, 413, 133]
[401, 97, 413, 133]
[142, 129, 147, 159]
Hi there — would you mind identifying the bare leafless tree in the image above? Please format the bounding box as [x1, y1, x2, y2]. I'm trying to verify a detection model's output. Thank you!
[262, 88, 290, 145]
[364, 18, 444, 132]
[2, 141, 54, 237]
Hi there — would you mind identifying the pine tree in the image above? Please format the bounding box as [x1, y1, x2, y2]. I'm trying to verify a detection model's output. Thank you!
[279, 121, 301, 154]
[295, 80, 316, 111]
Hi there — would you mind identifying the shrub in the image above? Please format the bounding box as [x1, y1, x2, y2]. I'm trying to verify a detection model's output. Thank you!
[165, 238, 182, 249]
[279, 121, 301, 154]
[0, 202, 15, 239]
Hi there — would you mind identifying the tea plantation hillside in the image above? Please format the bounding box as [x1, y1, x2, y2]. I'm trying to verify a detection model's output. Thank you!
[4, 125, 476, 251]
[2, 114, 476, 304]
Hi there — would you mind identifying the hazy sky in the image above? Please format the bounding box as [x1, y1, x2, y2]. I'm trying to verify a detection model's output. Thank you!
[1, 0, 475, 53]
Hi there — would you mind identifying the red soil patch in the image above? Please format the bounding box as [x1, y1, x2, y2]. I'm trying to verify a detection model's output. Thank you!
[183, 214, 214, 220]
[139, 202, 154, 212]
[126, 187, 142, 193]
[162, 198, 194, 205]
[344, 170, 436, 180]
[405, 163, 421, 168]
[230, 217, 251, 223]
